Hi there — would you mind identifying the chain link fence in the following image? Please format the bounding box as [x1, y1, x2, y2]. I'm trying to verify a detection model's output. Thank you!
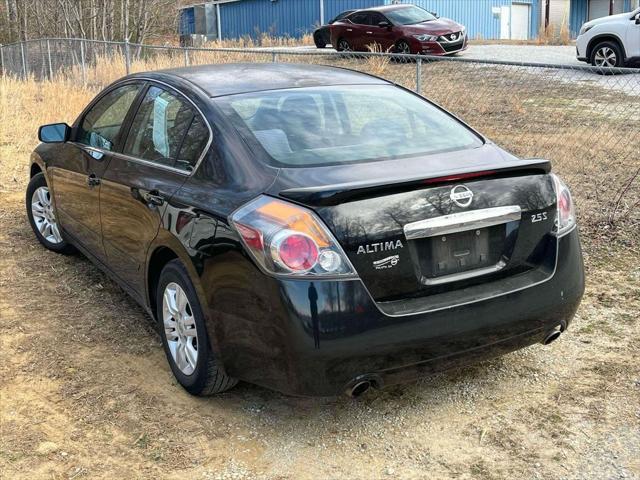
[1, 38, 639, 229]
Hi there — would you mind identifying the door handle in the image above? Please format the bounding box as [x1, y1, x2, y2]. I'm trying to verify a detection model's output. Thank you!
[144, 190, 165, 208]
[87, 173, 100, 187]
[346, 28, 353, 32]
[366, 31, 373, 34]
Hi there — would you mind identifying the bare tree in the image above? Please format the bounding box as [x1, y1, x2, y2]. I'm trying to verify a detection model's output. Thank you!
[0, 0, 177, 44]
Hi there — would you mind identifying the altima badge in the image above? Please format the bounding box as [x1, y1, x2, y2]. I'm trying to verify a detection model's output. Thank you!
[357, 240, 404, 255]
[450, 185, 473, 208]
[373, 255, 400, 270]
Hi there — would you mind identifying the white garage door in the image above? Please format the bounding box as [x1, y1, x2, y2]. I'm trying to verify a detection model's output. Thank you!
[511, 4, 531, 40]
[589, 0, 609, 20]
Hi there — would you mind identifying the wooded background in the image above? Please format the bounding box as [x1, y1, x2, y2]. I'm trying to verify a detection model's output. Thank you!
[1, 0, 182, 45]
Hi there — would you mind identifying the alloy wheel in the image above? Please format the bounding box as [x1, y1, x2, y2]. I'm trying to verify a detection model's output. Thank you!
[397, 41, 411, 55]
[31, 186, 63, 244]
[338, 39, 351, 52]
[162, 282, 199, 375]
[594, 47, 617, 67]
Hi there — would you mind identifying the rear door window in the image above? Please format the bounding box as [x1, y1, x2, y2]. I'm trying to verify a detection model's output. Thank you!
[349, 12, 369, 25]
[175, 115, 209, 172]
[369, 13, 387, 26]
[77, 83, 142, 151]
[123, 85, 207, 171]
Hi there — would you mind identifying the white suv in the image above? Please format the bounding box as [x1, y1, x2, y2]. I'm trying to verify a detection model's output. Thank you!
[576, 7, 640, 67]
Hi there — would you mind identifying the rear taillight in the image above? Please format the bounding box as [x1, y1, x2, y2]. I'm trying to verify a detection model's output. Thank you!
[551, 174, 576, 236]
[230, 195, 356, 278]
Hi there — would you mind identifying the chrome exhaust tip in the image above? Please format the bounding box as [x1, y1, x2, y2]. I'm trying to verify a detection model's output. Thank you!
[345, 374, 382, 398]
[542, 322, 566, 345]
[348, 381, 371, 398]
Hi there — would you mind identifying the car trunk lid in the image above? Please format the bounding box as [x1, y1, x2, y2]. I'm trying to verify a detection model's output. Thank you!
[269, 147, 557, 304]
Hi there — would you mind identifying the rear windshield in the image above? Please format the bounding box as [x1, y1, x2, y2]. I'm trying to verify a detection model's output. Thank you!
[385, 6, 437, 25]
[216, 84, 482, 168]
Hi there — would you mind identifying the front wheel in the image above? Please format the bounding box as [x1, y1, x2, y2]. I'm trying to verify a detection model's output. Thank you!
[590, 41, 623, 68]
[26, 172, 75, 254]
[395, 40, 412, 55]
[157, 259, 238, 396]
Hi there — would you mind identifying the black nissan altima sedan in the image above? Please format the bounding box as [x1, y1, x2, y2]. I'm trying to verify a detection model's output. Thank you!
[27, 63, 585, 397]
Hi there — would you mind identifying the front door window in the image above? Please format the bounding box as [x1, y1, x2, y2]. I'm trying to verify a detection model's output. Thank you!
[77, 84, 142, 151]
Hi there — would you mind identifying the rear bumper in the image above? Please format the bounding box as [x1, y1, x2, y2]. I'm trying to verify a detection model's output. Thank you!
[213, 229, 584, 396]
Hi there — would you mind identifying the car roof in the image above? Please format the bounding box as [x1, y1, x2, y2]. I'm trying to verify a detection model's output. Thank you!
[135, 63, 389, 98]
[363, 4, 416, 13]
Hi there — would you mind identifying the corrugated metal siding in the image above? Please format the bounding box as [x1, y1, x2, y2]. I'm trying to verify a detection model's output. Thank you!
[214, 0, 542, 40]
[324, 0, 380, 20]
[569, 0, 588, 36]
[387, 0, 511, 39]
[179, 7, 196, 35]
[220, 0, 320, 38]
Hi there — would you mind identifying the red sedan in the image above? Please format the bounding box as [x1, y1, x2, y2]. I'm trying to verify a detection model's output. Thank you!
[330, 4, 468, 56]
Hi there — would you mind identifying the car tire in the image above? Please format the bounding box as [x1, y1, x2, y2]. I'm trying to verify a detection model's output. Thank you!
[336, 38, 352, 52]
[157, 259, 238, 396]
[590, 40, 623, 69]
[314, 32, 327, 49]
[395, 40, 413, 55]
[26, 172, 76, 254]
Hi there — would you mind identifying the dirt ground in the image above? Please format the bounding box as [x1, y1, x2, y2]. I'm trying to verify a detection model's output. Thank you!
[1, 189, 638, 480]
[1, 71, 639, 479]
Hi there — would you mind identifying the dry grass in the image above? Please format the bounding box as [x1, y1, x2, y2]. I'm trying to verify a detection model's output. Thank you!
[532, 17, 573, 46]
[202, 32, 314, 49]
[364, 43, 393, 76]
[0, 77, 97, 190]
[559, 18, 571, 46]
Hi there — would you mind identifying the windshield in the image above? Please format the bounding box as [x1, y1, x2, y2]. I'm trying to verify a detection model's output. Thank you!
[385, 6, 437, 25]
[216, 85, 482, 168]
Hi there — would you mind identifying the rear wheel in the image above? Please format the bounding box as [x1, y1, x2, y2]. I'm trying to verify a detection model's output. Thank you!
[314, 31, 327, 49]
[157, 259, 238, 396]
[336, 38, 352, 52]
[590, 41, 623, 68]
[26, 172, 75, 254]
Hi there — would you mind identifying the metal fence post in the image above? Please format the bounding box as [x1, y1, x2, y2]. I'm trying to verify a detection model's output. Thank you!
[46, 39, 53, 80]
[124, 38, 131, 75]
[0, 44, 4, 77]
[272, 51, 277, 62]
[80, 39, 87, 84]
[416, 57, 422, 94]
[184, 48, 189, 66]
[20, 41, 27, 79]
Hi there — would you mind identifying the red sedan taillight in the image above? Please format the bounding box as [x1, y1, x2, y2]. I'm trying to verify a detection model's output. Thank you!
[230, 195, 356, 278]
[551, 174, 576, 236]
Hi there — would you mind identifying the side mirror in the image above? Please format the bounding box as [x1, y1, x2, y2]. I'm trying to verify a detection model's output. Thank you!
[635, 13, 640, 24]
[431, 11, 439, 18]
[39, 123, 70, 143]
[378, 21, 391, 29]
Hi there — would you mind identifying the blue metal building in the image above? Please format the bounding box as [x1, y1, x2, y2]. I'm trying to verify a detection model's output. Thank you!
[183, 0, 636, 42]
